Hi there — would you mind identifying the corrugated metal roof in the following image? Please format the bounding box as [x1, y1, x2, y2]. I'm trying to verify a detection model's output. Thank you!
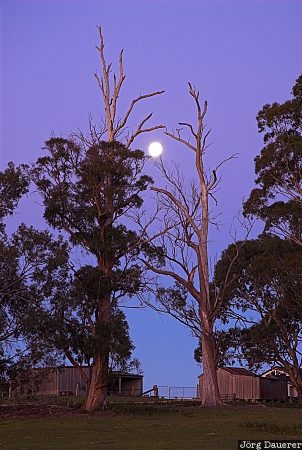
[198, 367, 256, 378]
[221, 367, 256, 377]
[30, 366, 143, 378]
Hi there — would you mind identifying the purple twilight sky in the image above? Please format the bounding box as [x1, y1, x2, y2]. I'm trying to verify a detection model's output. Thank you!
[1, 0, 302, 390]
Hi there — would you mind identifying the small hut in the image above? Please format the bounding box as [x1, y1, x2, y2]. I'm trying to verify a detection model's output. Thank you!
[198, 367, 288, 401]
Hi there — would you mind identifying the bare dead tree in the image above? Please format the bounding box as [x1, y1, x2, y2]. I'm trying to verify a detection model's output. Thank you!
[140, 82, 241, 406]
[94, 26, 165, 145]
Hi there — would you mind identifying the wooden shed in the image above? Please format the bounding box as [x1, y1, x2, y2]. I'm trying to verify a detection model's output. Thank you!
[198, 367, 288, 401]
[11, 366, 143, 397]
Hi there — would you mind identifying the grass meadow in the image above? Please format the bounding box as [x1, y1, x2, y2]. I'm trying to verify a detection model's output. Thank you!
[0, 399, 301, 449]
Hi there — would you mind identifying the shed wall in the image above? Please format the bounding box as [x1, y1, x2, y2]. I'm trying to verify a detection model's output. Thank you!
[199, 369, 260, 400]
[259, 378, 288, 400]
[12, 367, 143, 397]
[216, 370, 235, 397]
[234, 375, 260, 400]
[119, 378, 143, 396]
[58, 367, 89, 394]
[199, 369, 287, 401]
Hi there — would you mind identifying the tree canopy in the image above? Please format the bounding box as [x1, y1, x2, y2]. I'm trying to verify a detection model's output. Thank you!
[0, 164, 71, 389]
[32, 138, 152, 410]
[244, 75, 302, 246]
[214, 234, 302, 400]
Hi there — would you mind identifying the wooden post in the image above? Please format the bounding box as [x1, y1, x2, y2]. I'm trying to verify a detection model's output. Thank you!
[153, 385, 158, 398]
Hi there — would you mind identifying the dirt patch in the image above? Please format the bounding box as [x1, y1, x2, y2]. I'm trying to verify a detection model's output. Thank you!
[0, 403, 85, 419]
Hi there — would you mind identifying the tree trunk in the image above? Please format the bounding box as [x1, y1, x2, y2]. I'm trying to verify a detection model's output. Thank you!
[296, 386, 302, 405]
[200, 312, 222, 406]
[83, 351, 108, 412]
[291, 371, 302, 405]
[83, 289, 111, 412]
[287, 358, 302, 405]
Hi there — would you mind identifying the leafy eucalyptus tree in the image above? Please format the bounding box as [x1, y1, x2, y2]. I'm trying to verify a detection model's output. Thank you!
[0, 163, 29, 367]
[214, 234, 302, 402]
[244, 75, 302, 246]
[0, 161, 140, 395]
[0, 163, 70, 387]
[30, 264, 141, 391]
[32, 26, 164, 411]
[0, 162, 29, 224]
[32, 138, 154, 411]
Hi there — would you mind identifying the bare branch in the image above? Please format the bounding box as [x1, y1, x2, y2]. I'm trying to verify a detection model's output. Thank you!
[115, 90, 165, 136]
[143, 81, 239, 406]
[126, 113, 165, 148]
[178, 122, 197, 139]
[95, 26, 164, 144]
[142, 259, 201, 301]
[164, 130, 196, 152]
[151, 186, 201, 239]
[110, 49, 125, 124]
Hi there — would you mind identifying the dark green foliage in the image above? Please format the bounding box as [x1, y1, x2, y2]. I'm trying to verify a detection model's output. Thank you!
[32, 137, 153, 299]
[217, 75, 302, 392]
[0, 163, 70, 386]
[0, 162, 29, 225]
[244, 75, 302, 244]
[31, 138, 152, 387]
[32, 138, 152, 257]
[0, 224, 69, 348]
[0, 144, 145, 389]
[157, 283, 187, 311]
[31, 264, 138, 372]
[32, 136, 153, 301]
[213, 234, 302, 375]
[215, 234, 302, 309]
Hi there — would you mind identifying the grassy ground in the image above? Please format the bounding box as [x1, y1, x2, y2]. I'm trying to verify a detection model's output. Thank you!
[0, 401, 301, 450]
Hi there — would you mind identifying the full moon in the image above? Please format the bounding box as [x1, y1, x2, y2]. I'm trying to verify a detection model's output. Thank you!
[148, 141, 163, 157]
